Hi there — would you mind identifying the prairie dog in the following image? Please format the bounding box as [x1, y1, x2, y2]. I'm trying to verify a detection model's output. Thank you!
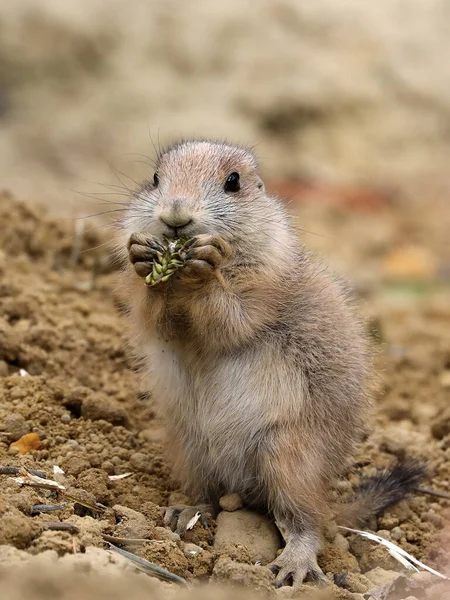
[119, 140, 422, 587]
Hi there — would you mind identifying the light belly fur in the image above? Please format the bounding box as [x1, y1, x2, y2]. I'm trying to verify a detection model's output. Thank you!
[143, 336, 305, 497]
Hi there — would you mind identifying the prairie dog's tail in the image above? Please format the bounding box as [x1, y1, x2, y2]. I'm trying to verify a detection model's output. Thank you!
[335, 461, 426, 527]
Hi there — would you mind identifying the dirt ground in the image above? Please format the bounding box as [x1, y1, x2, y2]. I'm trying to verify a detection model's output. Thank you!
[0, 188, 449, 600]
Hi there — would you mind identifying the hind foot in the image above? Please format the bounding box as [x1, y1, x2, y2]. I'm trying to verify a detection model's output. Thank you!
[269, 528, 328, 589]
[161, 504, 215, 537]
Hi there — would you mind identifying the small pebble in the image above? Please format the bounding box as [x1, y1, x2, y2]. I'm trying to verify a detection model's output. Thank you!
[390, 526, 404, 541]
[219, 493, 243, 512]
[65, 440, 80, 449]
[154, 526, 180, 542]
[182, 543, 203, 557]
[376, 529, 391, 540]
[4, 413, 30, 441]
[60, 413, 71, 424]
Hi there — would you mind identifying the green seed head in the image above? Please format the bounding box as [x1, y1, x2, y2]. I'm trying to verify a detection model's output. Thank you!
[144, 236, 189, 287]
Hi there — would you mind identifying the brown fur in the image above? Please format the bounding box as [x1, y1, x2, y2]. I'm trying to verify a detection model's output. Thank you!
[118, 140, 371, 587]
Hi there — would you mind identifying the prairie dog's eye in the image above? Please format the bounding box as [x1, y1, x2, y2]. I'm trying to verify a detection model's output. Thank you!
[224, 172, 240, 193]
[153, 171, 159, 187]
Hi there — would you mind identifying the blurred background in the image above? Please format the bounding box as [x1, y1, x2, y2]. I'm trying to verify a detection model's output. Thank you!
[0, 0, 449, 284]
[1, 2, 450, 192]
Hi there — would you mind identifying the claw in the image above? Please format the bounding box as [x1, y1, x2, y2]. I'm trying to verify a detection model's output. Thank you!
[309, 567, 329, 588]
[274, 568, 294, 588]
[161, 506, 181, 530]
[175, 509, 201, 536]
[181, 237, 197, 250]
[267, 529, 327, 589]
[268, 564, 280, 575]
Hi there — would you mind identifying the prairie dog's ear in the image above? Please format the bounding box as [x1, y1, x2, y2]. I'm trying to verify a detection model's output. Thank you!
[256, 176, 265, 191]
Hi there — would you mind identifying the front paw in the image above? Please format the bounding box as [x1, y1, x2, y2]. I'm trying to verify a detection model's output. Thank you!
[161, 504, 215, 537]
[127, 233, 164, 278]
[179, 235, 231, 282]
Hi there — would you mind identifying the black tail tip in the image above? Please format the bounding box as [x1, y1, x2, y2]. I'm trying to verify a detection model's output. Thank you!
[359, 459, 427, 513]
[385, 460, 427, 491]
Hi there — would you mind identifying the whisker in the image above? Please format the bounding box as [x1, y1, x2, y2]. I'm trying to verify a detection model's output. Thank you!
[71, 209, 129, 220]
[73, 177, 134, 195]
[148, 128, 159, 163]
[157, 128, 163, 159]
[80, 239, 115, 254]
[106, 161, 140, 191]
[74, 190, 130, 200]
[71, 190, 130, 207]
[123, 152, 157, 169]
[123, 159, 156, 168]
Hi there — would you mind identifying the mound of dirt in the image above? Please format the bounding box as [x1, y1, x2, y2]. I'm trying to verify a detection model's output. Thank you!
[0, 191, 449, 599]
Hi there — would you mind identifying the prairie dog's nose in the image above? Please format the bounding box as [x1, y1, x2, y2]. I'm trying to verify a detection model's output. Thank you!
[159, 200, 192, 229]
[160, 213, 192, 228]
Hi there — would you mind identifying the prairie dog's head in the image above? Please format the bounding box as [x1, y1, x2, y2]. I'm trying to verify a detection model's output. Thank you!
[123, 139, 293, 261]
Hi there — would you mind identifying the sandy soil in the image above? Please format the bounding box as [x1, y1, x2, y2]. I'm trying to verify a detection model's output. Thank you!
[0, 189, 449, 600]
